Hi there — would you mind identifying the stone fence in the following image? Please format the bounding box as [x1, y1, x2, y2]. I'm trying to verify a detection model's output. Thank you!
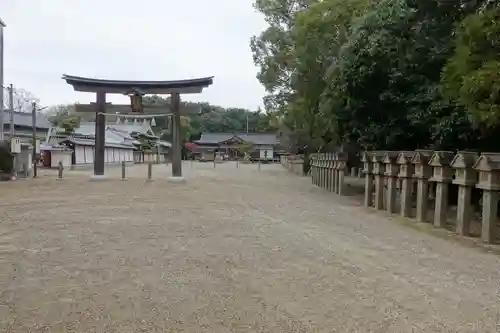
[280, 154, 305, 176]
[284, 150, 500, 244]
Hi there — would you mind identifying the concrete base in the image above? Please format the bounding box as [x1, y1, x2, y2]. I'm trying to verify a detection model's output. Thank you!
[89, 174, 107, 182]
[167, 176, 186, 184]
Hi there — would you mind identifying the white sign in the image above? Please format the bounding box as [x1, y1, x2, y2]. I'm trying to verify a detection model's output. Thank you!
[10, 137, 21, 154]
[35, 139, 40, 154]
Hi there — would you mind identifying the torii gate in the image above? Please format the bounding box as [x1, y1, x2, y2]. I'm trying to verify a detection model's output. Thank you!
[62, 75, 213, 182]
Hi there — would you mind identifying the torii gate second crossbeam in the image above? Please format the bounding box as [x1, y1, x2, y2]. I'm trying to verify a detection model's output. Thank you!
[62, 74, 214, 182]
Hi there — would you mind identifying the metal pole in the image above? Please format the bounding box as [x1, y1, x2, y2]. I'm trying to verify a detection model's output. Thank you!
[8, 84, 13, 138]
[32, 102, 37, 178]
[0, 21, 4, 141]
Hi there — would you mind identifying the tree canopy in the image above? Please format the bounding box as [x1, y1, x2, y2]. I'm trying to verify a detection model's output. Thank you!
[251, 0, 500, 153]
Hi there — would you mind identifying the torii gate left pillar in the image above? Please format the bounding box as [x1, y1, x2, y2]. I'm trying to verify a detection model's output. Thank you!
[62, 75, 214, 181]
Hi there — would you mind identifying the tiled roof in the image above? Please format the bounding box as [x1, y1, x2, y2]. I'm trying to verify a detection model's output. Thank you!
[196, 133, 278, 145]
[60, 138, 135, 149]
[3, 110, 52, 129]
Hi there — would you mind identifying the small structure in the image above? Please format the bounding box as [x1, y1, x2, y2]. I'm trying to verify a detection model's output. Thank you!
[336, 152, 347, 195]
[62, 74, 213, 182]
[40, 144, 73, 168]
[473, 153, 500, 243]
[371, 151, 386, 210]
[411, 150, 433, 222]
[450, 151, 478, 236]
[382, 151, 400, 214]
[361, 151, 374, 208]
[59, 137, 136, 167]
[397, 151, 416, 218]
[428, 151, 455, 228]
[194, 133, 278, 161]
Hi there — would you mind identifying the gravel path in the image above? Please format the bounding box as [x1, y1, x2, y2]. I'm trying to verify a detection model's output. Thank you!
[0, 162, 499, 332]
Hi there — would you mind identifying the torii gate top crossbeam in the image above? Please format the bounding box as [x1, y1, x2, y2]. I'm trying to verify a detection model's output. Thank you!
[62, 74, 214, 94]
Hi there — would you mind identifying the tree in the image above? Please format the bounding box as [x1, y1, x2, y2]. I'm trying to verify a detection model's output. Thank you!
[3, 87, 40, 113]
[250, 0, 315, 113]
[441, 6, 500, 128]
[45, 104, 81, 133]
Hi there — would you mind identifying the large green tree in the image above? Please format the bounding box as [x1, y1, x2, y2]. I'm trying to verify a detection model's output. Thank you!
[250, 0, 497, 153]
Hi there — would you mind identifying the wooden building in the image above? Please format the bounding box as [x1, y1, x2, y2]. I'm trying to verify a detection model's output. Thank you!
[194, 133, 278, 161]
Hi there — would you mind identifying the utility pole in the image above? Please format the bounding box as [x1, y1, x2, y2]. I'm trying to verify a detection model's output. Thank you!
[32, 102, 37, 178]
[246, 114, 249, 134]
[8, 84, 13, 138]
[0, 18, 5, 141]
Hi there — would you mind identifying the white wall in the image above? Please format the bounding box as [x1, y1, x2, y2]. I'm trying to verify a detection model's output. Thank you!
[72, 145, 134, 165]
[51, 151, 72, 168]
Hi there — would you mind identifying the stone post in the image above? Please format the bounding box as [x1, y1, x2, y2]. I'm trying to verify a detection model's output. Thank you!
[397, 151, 416, 218]
[371, 152, 386, 210]
[450, 151, 478, 237]
[329, 153, 337, 193]
[362, 152, 374, 207]
[350, 167, 357, 177]
[411, 150, 433, 222]
[337, 152, 347, 195]
[429, 151, 454, 228]
[473, 153, 500, 243]
[383, 151, 400, 214]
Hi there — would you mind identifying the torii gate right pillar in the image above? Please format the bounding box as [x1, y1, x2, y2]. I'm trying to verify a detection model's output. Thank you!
[170, 92, 183, 180]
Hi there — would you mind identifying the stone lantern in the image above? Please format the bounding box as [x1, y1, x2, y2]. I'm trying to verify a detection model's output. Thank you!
[328, 153, 335, 192]
[323, 153, 330, 190]
[473, 153, 500, 243]
[428, 151, 455, 228]
[311, 154, 318, 185]
[371, 151, 386, 210]
[397, 151, 416, 218]
[361, 151, 373, 207]
[317, 154, 323, 187]
[320, 153, 326, 190]
[411, 150, 433, 222]
[450, 151, 478, 236]
[321, 154, 327, 189]
[326, 153, 335, 192]
[383, 151, 400, 214]
[336, 152, 347, 195]
[332, 153, 339, 193]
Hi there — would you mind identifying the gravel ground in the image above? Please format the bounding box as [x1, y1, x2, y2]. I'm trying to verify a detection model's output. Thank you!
[0, 162, 499, 332]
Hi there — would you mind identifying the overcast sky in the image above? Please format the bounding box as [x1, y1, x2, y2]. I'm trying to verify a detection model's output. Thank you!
[2, 0, 267, 110]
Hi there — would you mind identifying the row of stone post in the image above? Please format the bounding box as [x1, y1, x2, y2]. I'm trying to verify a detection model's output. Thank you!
[362, 150, 500, 244]
[309, 153, 347, 195]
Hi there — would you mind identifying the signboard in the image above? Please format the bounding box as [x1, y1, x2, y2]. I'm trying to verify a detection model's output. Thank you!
[35, 139, 40, 154]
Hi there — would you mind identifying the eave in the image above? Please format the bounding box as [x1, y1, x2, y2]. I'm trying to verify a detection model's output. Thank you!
[62, 74, 214, 94]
